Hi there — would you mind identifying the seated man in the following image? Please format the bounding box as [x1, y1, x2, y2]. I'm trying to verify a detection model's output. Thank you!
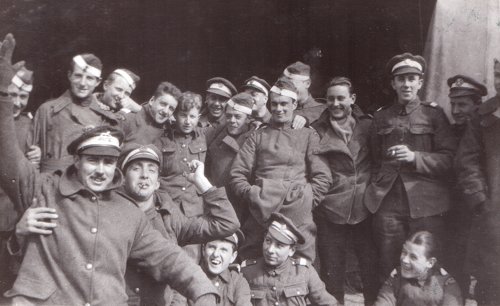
[241, 213, 337, 306]
[201, 230, 252, 305]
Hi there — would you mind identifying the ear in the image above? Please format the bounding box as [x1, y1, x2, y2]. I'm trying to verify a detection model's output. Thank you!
[417, 77, 424, 90]
[149, 96, 155, 105]
[304, 79, 311, 89]
[427, 257, 437, 268]
[230, 251, 238, 264]
[288, 245, 296, 258]
[350, 93, 357, 104]
[390, 79, 397, 91]
[103, 80, 110, 91]
[154, 179, 160, 191]
[73, 155, 81, 169]
[292, 99, 298, 111]
[67, 70, 73, 81]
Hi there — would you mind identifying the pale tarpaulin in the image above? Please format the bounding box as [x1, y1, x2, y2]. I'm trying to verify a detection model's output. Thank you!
[422, 0, 500, 121]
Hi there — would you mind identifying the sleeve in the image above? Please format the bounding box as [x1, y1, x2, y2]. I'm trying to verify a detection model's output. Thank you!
[454, 119, 487, 207]
[229, 133, 257, 201]
[441, 277, 463, 306]
[307, 131, 332, 207]
[233, 275, 252, 306]
[373, 275, 397, 306]
[368, 118, 382, 177]
[173, 187, 240, 246]
[306, 267, 338, 306]
[414, 108, 457, 176]
[129, 213, 219, 302]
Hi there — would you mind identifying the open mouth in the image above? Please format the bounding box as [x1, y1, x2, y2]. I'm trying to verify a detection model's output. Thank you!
[138, 183, 150, 189]
[91, 176, 106, 184]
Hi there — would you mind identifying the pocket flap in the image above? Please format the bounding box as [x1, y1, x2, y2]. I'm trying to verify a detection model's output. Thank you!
[283, 285, 308, 297]
[189, 143, 207, 154]
[250, 290, 266, 299]
[5, 276, 57, 300]
[377, 126, 394, 135]
[161, 146, 176, 153]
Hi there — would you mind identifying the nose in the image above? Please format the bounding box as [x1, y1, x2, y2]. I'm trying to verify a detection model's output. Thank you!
[267, 243, 277, 254]
[79, 76, 87, 86]
[212, 248, 221, 257]
[451, 104, 459, 114]
[229, 116, 237, 123]
[401, 254, 410, 264]
[139, 167, 149, 179]
[96, 161, 105, 174]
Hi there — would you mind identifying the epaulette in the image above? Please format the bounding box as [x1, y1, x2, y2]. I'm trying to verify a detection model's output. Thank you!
[439, 268, 448, 276]
[241, 259, 257, 268]
[228, 263, 241, 273]
[292, 257, 309, 267]
[359, 113, 373, 119]
[256, 123, 268, 130]
[307, 126, 318, 133]
[390, 269, 398, 277]
[444, 277, 456, 286]
[26, 112, 33, 119]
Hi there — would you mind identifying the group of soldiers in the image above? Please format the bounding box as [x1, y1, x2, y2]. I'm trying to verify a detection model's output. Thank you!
[0, 31, 498, 306]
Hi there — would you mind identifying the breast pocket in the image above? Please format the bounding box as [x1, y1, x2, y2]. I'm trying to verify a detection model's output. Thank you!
[160, 146, 177, 175]
[189, 142, 207, 162]
[409, 124, 434, 151]
[283, 285, 309, 306]
[250, 289, 266, 306]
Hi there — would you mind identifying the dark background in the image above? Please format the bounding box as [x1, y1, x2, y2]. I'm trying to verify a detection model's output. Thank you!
[0, 0, 436, 113]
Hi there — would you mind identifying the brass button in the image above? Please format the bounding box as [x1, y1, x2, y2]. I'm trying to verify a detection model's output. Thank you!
[134, 287, 140, 293]
[91, 196, 97, 201]
[182, 157, 187, 162]
[181, 187, 186, 191]
[181, 144, 186, 148]
[86, 263, 93, 270]
[90, 227, 97, 234]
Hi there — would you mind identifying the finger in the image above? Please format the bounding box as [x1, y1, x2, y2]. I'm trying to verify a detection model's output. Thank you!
[33, 221, 57, 228]
[0, 33, 15, 63]
[28, 227, 53, 235]
[33, 212, 58, 220]
[31, 207, 57, 213]
[12, 60, 25, 71]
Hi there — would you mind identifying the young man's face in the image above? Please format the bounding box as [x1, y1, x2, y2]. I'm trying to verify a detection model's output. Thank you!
[326, 85, 356, 121]
[262, 232, 295, 267]
[225, 107, 249, 136]
[270, 93, 297, 124]
[205, 93, 228, 119]
[175, 107, 201, 134]
[203, 240, 237, 275]
[68, 65, 101, 99]
[75, 154, 117, 193]
[400, 241, 435, 280]
[150, 94, 178, 124]
[102, 75, 133, 110]
[450, 96, 478, 125]
[244, 88, 268, 111]
[7, 83, 29, 117]
[124, 159, 160, 202]
[391, 74, 423, 105]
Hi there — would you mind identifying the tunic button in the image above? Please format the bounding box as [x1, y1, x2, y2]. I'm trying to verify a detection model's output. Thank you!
[215, 282, 219, 287]
[91, 196, 97, 201]
[199, 148, 202, 151]
[272, 286, 277, 290]
[297, 290, 300, 294]
[181, 144, 186, 148]
[85, 303, 90, 306]
[181, 187, 186, 191]
[134, 287, 140, 293]
[182, 157, 187, 162]
[275, 302, 279, 306]
[162, 148, 167, 152]
[11, 179, 15, 183]
[86, 263, 93, 270]
[90, 227, 97, 234]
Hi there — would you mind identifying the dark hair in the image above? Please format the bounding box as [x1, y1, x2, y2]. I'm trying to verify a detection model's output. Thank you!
[70, 53, 103, 73]
[153, 81, 182, 100]
[407, 231, 441, 260]
[106, 68, 140, 84]
[174, 91, 203, 115]
[327, 76, 355, 95]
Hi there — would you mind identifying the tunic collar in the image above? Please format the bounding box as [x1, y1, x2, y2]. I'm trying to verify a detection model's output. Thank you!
[59, 164, 124, 197]
[265, 258, 291, 276]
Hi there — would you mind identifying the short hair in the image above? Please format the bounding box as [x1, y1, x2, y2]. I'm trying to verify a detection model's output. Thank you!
[272, 77, 298, 94]
[175, 91, 203, 115]
[327, 77, 355, 95]
[106, 68, 140, 84]
[70, 53, 103, 73]
[406, 231, 441, 260]
[153, 81, 182, 100]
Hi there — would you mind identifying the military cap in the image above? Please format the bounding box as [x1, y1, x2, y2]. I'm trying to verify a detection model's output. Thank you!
[109, 68, 140, 90]
[206, 77, 237, 99]
[267, 212, 305, 245]
[283, 61, 311, 81]
[386, 53, 426, 76]
[222, 229, 245, 249]
[72, 53, 103, 78]
[226, 92, 255, 115]
[11, 67, 34, 93]
[67, 126, 123, 157]
[447, 75, 487, 98]
[241, 76, 271, 96]
[270, 77, 298, 101]
[119, 143, 162, 171]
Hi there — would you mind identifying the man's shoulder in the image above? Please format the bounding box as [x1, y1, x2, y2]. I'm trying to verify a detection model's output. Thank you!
[478, 95, 500, 115]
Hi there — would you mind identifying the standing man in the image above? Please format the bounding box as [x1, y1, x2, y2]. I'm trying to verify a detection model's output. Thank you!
[282, 61, 326, 125]
[230, 77, 331, 262]
[95, 68, 142, 117]
[241, 213, 337, 306]
[199, 77, 237, 128]
[455, 59, 500, 306]
[312, 77, 379, 305]
[31, 52, 120, 173]
[365, 53, 456, 281]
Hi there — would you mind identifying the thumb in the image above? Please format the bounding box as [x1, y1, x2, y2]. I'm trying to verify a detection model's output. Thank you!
[12, 60, 25, 72]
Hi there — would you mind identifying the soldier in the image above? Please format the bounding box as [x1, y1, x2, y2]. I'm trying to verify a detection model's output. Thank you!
[95, 68, 142, 117]
[241, 76, 272, 127]
[122, 81, 182, 145]
[312, 77, 379, 305]
[241, 213, 337, 306]
[206, 92, 255, 220]
[199, 77, 237, 128]
[365, 53, 456, 281]
[31, 52, 121, 173]
[282, 61, 326, 124]
[229, 77, 331, 262]
[201, 230, 252, 306]
[454, 58, 500, 306]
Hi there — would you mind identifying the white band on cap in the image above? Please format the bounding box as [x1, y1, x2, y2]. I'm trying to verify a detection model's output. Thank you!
[231, 233, 239, 246]
[113, 69, 135, 88]
[247, 80, 268, 96]
[391, 59, 423, 73]
[77, 131, 120, 152]
[270, 220, 298, 243]
[270, 86, 298, 100]
[11, 75, 33, 92]
[73, 55, 102, 78]
[209, 83, 231, 96]
[451, 78, 480, 91]
[283, 69, 310, 81]
[121, 146, 159, 169]
[226, 99, 253, 115]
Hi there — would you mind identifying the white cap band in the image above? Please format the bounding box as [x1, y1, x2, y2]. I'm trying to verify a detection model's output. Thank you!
[270, 86, 298, 100]
[451, 78, 481, 91]
[246, 80, 268, 96]
[226, 99, 253, 115]
[113, 69, 135, 89]
[270, 220, 298, 244]
[209, 83, 232, 96]
[73, 55, 102, 78]
[391, 59, 423, 73]
[77, 131, 120, 152]
[283, 69, 310, 81]
[11, 75, 33, 92]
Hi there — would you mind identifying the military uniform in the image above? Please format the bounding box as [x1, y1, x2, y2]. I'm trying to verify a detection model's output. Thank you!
[295, 95, 326, 125]
[198, 111, 226, 129]
[241, 257, 337, 306]
[122, 103, 172, 145]
[206, 268, 252, 306]
[229, 122, 331, 262]
[374, 267, 462, 306]
[31, 91, 120, 173]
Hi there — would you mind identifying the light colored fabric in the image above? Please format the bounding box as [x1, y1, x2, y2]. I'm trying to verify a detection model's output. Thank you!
[422, 0, 500, 121]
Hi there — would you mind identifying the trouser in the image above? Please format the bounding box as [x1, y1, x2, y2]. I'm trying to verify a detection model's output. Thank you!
[372, 178, 445, 283]
[0, 234, 17, 297]
[316, 216, 379, 305]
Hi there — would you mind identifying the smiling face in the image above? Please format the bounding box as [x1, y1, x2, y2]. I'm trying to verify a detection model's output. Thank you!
[206, 93, 229, 119]
[262, 232, 295, 267]
[102, 75, 133, 110]
[203, 240, 237, 276]
[74, 155, 117, 193]
[150, 94, 178, 124]
[450, 96, 478, 125]
[175, 107, 201, 134]
[225, 107, 249, 136]
[400, 241, 435, 280]
[270, 93, 297, 124]
[244, 88, 268, 111]
[391, 74, 423, 105]
[8, 83, 29, 117]
[124, 159, 160, 201]
[68, 65, 101, 99]
[326, 85, 355, 121]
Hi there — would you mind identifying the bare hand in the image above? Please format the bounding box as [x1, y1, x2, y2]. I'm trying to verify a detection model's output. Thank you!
[185, 160, 213, 193]
[26, 145, 41, 165]
[16, 200, 58, 236]
[292, 115, 307, 129]
[0, 34, 24, 91]
[387, 145, 415, 163]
